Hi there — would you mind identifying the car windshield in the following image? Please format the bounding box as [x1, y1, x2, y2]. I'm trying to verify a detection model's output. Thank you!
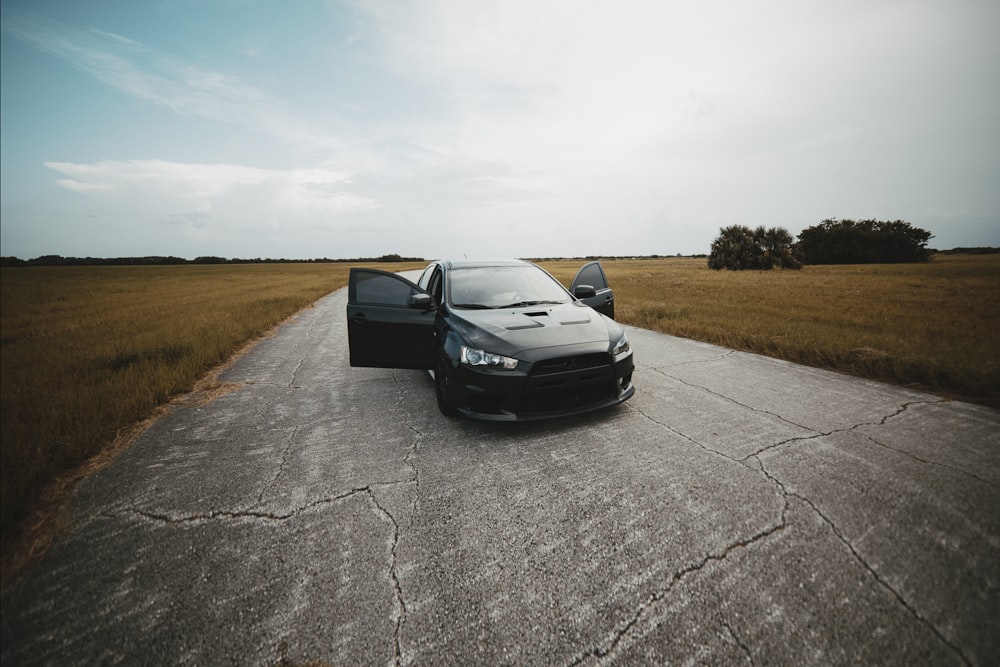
[449, 265, 572, 309]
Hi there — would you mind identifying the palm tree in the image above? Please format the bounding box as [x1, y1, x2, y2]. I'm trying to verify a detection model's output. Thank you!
[758, 227, 802, 269]
[709, 225, 757, 270]
[709, 225, 801, 270]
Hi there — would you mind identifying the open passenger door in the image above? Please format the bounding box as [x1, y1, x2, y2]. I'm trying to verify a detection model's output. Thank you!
[570, 261, 615, 319]
[347, 268, 436, 369]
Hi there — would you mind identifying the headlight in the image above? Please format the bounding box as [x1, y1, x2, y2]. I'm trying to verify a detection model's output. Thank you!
[612, 333, 630, 357]
[460, 345, 519, 370]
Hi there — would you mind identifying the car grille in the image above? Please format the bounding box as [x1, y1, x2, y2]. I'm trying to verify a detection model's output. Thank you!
[529, 353, 610, 376]
[520, 352, 615, 414]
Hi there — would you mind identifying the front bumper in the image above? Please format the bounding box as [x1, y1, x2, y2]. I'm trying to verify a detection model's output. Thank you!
[448, 348, 635, 422]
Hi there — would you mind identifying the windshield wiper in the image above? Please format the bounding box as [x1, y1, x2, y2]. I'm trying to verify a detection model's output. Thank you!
[497, 300, 563, 309]
[452, 303, 493, 309]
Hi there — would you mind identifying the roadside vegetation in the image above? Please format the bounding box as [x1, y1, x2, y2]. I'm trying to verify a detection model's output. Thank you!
[0, 261, 425, 571]
[2, 254, 998, 578]
[706, 219, 934, 270]
[543, 254, 999, 409]
[707, 225, 802, 270]
[796, 219, 934, 264]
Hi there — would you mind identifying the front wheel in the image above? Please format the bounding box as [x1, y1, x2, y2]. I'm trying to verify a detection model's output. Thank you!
[435, 356, 459, 418]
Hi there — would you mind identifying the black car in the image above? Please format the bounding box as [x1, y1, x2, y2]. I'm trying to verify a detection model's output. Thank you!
[346, 259, 634, 421]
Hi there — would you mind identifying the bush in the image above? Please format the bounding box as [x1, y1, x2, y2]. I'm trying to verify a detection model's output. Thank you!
[708, 225, 802, 271]
[796, 219, 933, 264]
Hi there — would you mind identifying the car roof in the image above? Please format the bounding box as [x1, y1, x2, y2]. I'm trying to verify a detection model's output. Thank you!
[433, 259, 534, 270]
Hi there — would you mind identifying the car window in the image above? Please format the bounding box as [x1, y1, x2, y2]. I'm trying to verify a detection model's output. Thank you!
[428, 268, 443, 304]
[574, 262, 608, 290]
[354, 271, 420, 306]
[417, 265, 434, 290]
[449, 266, 571, 309]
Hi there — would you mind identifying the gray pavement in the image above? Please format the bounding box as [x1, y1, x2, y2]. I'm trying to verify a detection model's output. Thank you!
[2, 286, 998, 666]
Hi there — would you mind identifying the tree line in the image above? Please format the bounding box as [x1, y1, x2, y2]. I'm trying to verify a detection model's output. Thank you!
[0, 253, 425, 267]
[708, 219, 938, 270]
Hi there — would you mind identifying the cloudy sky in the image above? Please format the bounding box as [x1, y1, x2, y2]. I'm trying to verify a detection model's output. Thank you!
[2, 0, 998, 260]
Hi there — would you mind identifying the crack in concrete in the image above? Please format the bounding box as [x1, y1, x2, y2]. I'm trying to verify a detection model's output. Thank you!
[622, 377, 971, 664]
[651, 366, 815, 433]
[599, 392, 970, 663]
[750, 454, 973, 666]
[390, 370, 423, 491]
[256, 425, 300, 506]
[797, 493, 971, 665]
[303, 307, 320, 338]
[386, 369, 426, 664]
[288, 357, 306, 388]
[860, 432, 998, 491]
[568, 430, 792, 665]
[625, 402, 741, 464]
[595, 399, 794, 662]
[117, 480, 414, 665]
[113, 485, 395, 524]
[569, 511, 788, 665]
[363, 487, 407, 667]
[640, 349, 738, 371]
[740, 400, 943, 463]
[285, 310, 319, 387]
[252, 392, 270, 427]
[122, 370, 421, 664]
[639, 366, 954, 489]
[722, 620, 754, 665]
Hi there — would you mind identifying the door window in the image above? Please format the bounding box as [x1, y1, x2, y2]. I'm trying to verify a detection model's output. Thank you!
[353, 271, 420, 306]
[573, 262, 609, 290]
[428, 268, 444, 304]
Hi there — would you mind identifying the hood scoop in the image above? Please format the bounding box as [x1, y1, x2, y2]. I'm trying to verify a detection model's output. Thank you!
[499, 315, 545, 330]
[557, 312, 592, 325]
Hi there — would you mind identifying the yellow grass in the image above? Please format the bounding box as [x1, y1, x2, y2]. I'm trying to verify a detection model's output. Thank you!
[541, 254, 1000, 407]
[0, 262, 424, 552]
[2, 255, 998, 571]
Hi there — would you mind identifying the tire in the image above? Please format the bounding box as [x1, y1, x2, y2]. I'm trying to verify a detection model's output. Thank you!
[435, 356, 459, 418]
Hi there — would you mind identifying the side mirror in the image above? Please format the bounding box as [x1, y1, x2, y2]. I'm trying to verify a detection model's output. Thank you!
[573, 284, 596, 299]
[408, 292, 435, 310]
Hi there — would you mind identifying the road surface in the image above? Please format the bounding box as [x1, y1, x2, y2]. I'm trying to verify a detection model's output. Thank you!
[3, 285, 998, 665]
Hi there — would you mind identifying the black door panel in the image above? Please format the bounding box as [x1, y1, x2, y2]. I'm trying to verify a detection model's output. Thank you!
[347, 269, 436, 369]
[570, 261, 615, 319]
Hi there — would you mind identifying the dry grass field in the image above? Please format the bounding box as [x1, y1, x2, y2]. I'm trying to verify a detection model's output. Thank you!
[0, 261, 425, 558]
[542, 254, 999, 408]
[2, 254, 998, 570]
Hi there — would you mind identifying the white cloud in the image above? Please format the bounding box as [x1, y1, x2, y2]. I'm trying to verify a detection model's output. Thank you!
[89, 27, 143, 48]
[3, 0, 997, 259]
[54, 179, 115, 193]
[44, 159, 378, 221]
[341, 0, 998, 248]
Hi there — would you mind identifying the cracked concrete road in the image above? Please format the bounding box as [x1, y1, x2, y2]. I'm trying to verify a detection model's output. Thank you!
[3, 285, 998, 666]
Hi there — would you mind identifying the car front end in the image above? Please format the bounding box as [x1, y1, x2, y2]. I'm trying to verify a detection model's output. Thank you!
[440, 332, 635, 422]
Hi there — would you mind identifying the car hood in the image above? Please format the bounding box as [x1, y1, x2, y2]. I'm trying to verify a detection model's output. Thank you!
[447, 302, 621, 359]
